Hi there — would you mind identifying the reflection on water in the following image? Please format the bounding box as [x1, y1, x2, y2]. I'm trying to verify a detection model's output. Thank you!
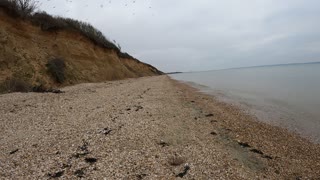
[170, 63, 320, 143]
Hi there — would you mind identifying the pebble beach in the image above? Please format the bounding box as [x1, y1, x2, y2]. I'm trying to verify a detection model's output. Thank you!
[0, 75, 320, 179]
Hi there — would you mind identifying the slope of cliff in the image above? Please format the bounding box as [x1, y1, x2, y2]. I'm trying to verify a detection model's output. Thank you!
[0, 6, 162, 91]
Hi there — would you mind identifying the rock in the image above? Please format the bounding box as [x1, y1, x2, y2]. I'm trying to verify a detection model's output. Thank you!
[48, 170, 64, 178]
[73, 141, 89, 158]
[74, 169, 85, 178]
[168, 156, 185, 166]
[250, 148, 273, 159]
[62, 163, 71, 169]
[263, 155, 273, 159]
[32, 85, 64, 94]
[176, 164, 190, 178]
[85, 157, 97, 164]
[250, 148, 263, 155]
[32, 144, 38, 148]
[205, 113, 214, 117]
[238, 142, 251, 148]
[80, 141, 89, 152]
[136, 173, 147, 179]
[50, 89, 64, 94]
[210, 131, 217, 136]
[135, 105, 143, 111]
[159, 140, 169, 147]
[9, 149, 19, 155]
[100, 128, 112, 135]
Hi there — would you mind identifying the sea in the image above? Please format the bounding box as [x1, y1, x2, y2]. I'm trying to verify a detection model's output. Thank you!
[170, 62, 320, 143]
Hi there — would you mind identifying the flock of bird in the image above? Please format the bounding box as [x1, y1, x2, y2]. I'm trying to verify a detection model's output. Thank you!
[39, 0, 156, 22]
[44, 0, 153, 14]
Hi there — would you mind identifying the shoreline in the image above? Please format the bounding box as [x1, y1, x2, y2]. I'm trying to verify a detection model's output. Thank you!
[0, 75, 319, 179]
[169, 77, 320, 176]
[176, 79, 320, 144]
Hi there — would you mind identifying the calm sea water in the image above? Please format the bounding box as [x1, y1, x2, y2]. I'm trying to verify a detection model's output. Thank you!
[170, 63, 320, 143]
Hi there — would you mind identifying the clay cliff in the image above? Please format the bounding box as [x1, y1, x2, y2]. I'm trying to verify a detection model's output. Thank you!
[0, 6, 162, 91]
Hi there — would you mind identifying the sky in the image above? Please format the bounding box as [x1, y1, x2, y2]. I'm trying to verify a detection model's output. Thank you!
[39, 0, 320, 72]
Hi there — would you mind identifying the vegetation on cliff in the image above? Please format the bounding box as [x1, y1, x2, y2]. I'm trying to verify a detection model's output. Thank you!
[0, 0, 162, 93]
[0, 0, 120, 51]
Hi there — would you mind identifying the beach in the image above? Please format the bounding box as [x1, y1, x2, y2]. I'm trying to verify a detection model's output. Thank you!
[0, 75, 319, 179]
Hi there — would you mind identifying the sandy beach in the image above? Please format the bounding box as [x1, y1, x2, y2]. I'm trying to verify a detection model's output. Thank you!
[0, 75, 320, 179]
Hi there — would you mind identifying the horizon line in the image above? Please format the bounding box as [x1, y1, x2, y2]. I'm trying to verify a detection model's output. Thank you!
[175, 61, 320, 74]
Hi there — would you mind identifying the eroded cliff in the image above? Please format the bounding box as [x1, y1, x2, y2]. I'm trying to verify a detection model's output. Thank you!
[0, 9, 162, 90]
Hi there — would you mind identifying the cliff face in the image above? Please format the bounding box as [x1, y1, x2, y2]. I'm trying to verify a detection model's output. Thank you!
[0, 10, 162, 88]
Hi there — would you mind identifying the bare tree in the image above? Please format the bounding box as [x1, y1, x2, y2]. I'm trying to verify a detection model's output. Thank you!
[11, 0, 38, 16]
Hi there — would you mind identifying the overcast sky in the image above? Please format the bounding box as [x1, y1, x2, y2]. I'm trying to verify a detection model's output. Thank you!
[39, 0, 320, 72]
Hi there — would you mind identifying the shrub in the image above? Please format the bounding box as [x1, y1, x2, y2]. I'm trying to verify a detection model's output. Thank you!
[0, 0, 20, 17]
[46, 58, 66, 83]
[0, 78, 31, 93]
[0, 0, 38, 18]
[32, 84, 64, 93]
[118, 52, 135, 59]
[61, 18, 118, 49]
[31, 11, 68, 31]
[14, 0, 38, 16]
[29, 14, 119, 49]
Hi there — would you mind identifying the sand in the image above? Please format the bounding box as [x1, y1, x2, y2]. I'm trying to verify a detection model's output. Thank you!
[0, 75, 319, 179]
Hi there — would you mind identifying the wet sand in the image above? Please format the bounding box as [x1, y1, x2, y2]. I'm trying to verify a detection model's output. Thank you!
[0, 75, 319, 179]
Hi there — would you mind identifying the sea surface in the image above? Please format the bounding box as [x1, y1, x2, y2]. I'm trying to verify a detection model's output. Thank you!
[170, 62, 320, 143]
